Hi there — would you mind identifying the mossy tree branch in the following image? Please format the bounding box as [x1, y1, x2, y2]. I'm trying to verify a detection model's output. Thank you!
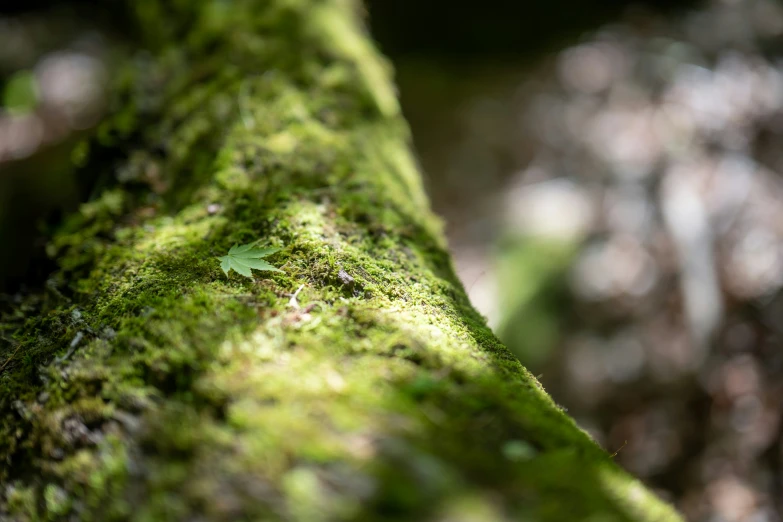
[0, 1, 681, 520]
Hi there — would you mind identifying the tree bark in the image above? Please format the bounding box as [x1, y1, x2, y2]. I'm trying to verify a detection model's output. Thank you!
[0, 1, 681, 520]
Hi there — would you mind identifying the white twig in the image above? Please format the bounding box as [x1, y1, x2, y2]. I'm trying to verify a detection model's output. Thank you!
[56, 331, 84, 363]
[287, 284, 305, 310]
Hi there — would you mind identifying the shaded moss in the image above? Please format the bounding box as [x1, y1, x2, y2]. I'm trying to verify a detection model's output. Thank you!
[0, 0, 681, 521]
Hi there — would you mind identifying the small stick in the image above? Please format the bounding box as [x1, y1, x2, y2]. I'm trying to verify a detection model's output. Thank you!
[610, 440, 628, 459]
[55, 331, 84, 363]
[287, 284, 305, 310]
[0, 341, 21, 374]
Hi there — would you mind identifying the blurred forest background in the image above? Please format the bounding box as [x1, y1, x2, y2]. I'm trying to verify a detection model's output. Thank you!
[2, 0, 783, 520]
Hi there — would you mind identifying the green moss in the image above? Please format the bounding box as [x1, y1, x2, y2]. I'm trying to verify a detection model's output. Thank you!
[0, 0, 681, 521]
[5, 484, 38, 521]
[44, 483, 71, 519]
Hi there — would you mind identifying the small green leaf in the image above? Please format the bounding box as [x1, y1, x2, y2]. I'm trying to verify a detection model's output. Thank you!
[228, 243, 250, 255]
[219, 256, 231, 275]
[232, 247, 280, 259]
[218, 241, 282, 278]
[229, 258, 253, 278]
[233, 257, 282, 272]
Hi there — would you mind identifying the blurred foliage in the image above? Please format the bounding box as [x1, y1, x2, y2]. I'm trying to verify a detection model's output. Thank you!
[495, 236, 575, 367]
[2, 70, 38, 114]
[0, 4, 116, 290]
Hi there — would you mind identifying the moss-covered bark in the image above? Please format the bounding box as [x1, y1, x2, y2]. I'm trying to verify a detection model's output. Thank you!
[0, 1, 682, 520]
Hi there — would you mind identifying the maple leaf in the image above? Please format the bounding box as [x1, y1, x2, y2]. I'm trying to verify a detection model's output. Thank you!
[218, 242, 282, 278]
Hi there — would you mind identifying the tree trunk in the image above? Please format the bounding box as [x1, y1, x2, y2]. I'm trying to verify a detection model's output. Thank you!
[0, 1, 681, 520]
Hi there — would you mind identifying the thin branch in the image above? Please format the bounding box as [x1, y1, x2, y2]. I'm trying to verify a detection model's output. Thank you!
[0, 337, 22, 374]
[287, 284, 305, 310]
